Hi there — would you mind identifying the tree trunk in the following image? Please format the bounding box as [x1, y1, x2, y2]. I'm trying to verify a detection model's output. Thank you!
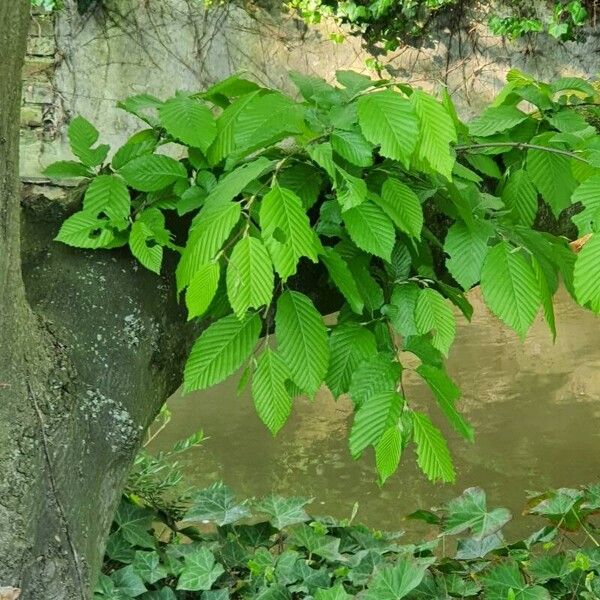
[0, 4, 191, 598]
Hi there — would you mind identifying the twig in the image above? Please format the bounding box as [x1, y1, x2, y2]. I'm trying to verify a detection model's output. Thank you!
[455, 142, 590, 164]
[26, 381, 86, 600]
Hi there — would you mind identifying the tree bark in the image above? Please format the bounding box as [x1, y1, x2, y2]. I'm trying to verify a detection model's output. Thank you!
[1, 4, 191, 598]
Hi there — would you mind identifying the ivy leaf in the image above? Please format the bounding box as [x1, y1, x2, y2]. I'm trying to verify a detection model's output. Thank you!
[375, 425, 402, 485]
[357, 91, 418, 166]
[502, 169, 538, 227]
[184, 481, 251, 526]
[251, 348, 292, 435]
[375, 178, 423, 239]
[349, 391, 403, 459]
[260, 185, 319, 280]
[314, 584, 351, 600]
[186, 263, 220, 320]
[159, 96, 216, 152]
[226, 236, 274, 318]
[319, 247, 364, 314]
[331, 128, 373, 167]
[412, 411, 456, 483]
[132, 551, 168, 585]
[443, 487, 511, 539]
[326, 323, 377, 398]
[417, 364, 474, 442]
[483, 561, 550, 600]
[364, 556, 431, 600]
[68, 115, 109, 167]
[254, 495, 311, 529]
[176, 548, 225, 591]
[480, 242, 541, 339]
[574, 232, 600, 312]
[119, 154, 187, 192]
[444, 221, 491, 290]
[110, 565, 147, 597]
[43, 160, 93, 178]
[276, 291, 329, 396]
[114, 502, 156, 549]
[411, 91, 457, 180]
[55, 211, 116, 249]
[183, 312, 261, 392]
[344, 201, 395, 261]
[414, 288, 456, 357]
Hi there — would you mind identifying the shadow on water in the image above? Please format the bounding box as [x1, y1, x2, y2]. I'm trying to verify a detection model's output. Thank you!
[150, 288, 600, 536]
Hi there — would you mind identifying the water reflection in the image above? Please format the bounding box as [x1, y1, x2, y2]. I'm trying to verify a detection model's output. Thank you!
[151, 288, 600, 535]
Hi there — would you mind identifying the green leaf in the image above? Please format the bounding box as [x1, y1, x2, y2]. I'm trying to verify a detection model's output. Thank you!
[348, 354, 400, 408]
[186, 263, 220, 320]
[319, 247, 364, 314]
[465, 154, 501, 178]
[276, 164, 322, 209]
[129, 216, 164, 274]
[414, 288, 456, 357]
[483, 562, 550, 600]
[132, 551, 168, 585]
[480, 242, 541, 339]
[326, 323, 377, 398]
[252, 348, 292, 435]
[349, 391, 402, 459]
[254, 495, 311, 529]
[176, 202, 241, 292]
[111, 130, 157, 171]
[55, 211, 116, 249]
[574, 232, 600, 312]
[469, 105, 529, 137]
[119, 154, 187, 192]
[411, 91, 457, 180]
[417, 364, 473, 442]
[443, 487, 511, 539]
[226, 236, 274, 318]
[314, 584, 351, 600]
[184, 481, 251, 525]
[111, 565, 147, 597]
[532, 256, 556, 339]
[388, 283, 420, 338]
[336, 167, 368, 211]
[571, 174, 600, 235]
[68, 115, 109, 167]
[444, 221, 490, 289]
[82, 174, 130, 225]
[364, 556, 431, 600]
[375, 425, 402, 485]
[344, 201, 395, 261]
[357, 91, 418, 166]
[114, 502, 156, 549]
[331, 128, 373, 167]
[183, 312, 261, 392]
[276, 291, 329, 396]
[117, 94, 162, 126]
[412, 411, 455, 483]
[176, 548, 224, 591]
[527, 137, 577, 217]
[43, 160, 93, 178]
[375, 178, 423, 239]
[502, 169, 538, 227]
[159, 96, 216, 152]
[260, 185, 319, 280]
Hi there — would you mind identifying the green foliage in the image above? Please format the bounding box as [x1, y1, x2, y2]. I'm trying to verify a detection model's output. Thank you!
[99, 473, 600, 599]
[47, 69, 600, 484]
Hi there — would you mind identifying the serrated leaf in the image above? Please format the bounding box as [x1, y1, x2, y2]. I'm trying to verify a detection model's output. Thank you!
[574, 232, 600, 312]
[444, 221, 491, 289]
[349, 391, 402, 459]
[184, 481, 251, 525]
[571, 174, 600, 235]
[226, 236, 274, 318]
[417, 364, 473, 442]
[344, 201, 395, 261]
[176, 548, 224, 591]
[502, 169, 538, 227]
[111, 130, 157, 171]
[251, 348, 292, 435]
[55, 211, 116, 249]
[183, 312, 261, 392]
[468, 105, 529, 137]
[82, 174, 130, 225]
[129, 219, 163, 274]
[117, 94, 163, 126]
[388, 283, 420, 338]
[186, 263, 220, 320]
[68, 115, 109, 167]
[480, 242, 541, 339]
[532, 256, 556, 339]
[176, 202, 241, 292]
[260, 185, 319, 280]
[276, 291, 329, 396]
[375, 425, 402, 484]
[331, 128, 373, 167]
[357, 91, 418, 166]
[348, 354, 400, 408]
[412, 411, 455, 483]
[159, 96, 216, 151]
[276, 164, 322, 209]
[364, 556, 431, 600]
[319, 247, 364, 314]
[411, 91, 457, 180]
[119, 154, 187, 192]
[376, 178, 423, 239]
[326, 323, 377, 398]
[414, 288, 456, 357]
[43, 160, 93, 178]
[254, 495, 311, 529]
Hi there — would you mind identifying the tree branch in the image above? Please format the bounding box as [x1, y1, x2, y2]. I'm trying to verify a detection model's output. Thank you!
[455, 142, 590, 163]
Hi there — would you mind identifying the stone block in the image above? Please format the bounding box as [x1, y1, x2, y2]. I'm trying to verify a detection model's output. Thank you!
[20, 105, 44, 127]
[27, 35, 56, 56]
[22, 81, 54, 104]
[22, 58, 55, 79]
[29, 15, 55, 37]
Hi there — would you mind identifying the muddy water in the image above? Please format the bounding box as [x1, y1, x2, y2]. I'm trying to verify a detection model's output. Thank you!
[151, 288, 600, 533]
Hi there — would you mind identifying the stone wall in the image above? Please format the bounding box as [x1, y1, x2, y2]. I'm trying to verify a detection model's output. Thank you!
[19, 0, 600, 183]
